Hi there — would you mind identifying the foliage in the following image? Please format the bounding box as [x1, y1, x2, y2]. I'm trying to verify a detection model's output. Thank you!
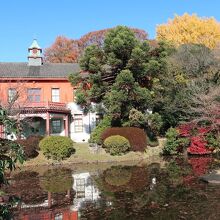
[40, 168, 73, 193]
[153, 43, 218, 129]
[102, 127, 147, 152]
[89, 115, 111, 144]
[0, 107, 25, 218]
[27, 135, 44, 150]
[16, 139, 38, 159]
[44, 36, 78, 63]
[16, 135, 43, 159]
[205, 132, 220, 149]
[103, 135, 131, 155]
[39, 136, 75, 161]
[157, 13, 220, 49]
[128, 108, 146, 127]
[0, 108, 25, 186]
[44, 28, 148, 63]
[69, 26, 172, 126]
[163, 127, 189, 155]
[147, 113, 163, 136]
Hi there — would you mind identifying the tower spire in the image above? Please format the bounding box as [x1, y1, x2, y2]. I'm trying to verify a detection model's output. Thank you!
[28, 39, 43, 66]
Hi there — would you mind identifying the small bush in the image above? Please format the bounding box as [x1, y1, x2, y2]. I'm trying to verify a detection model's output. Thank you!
[206, 132, 220, 149]
[89, 115, 111, 145]
[16, 139, 38, 159]
[163, 128, 189, 155]
[16, 135, 43, 159]
[103, 135, 131, 155]
[27, 135, 44, 151]
[39, 136, 75, 161]
[101, 127, 147, 152]
[163, 128, 179, 155]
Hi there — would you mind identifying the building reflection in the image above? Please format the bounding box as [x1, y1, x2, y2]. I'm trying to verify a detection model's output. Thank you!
[11, 171, 100, 220]
[71, 172, 100, 214]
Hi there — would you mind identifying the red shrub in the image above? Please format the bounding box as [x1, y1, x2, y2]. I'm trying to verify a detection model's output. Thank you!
[187, 136, 212, 155]
[178, 123, 214, 155]
[101, 127, 147, 152]
[16, 135, 43, 159]
[177, 123, 193, 137]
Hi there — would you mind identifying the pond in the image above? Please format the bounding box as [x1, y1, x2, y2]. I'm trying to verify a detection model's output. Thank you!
[2, 156, 220, 220]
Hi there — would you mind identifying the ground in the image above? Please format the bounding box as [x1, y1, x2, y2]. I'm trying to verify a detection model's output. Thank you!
[19, 138, 166, 168]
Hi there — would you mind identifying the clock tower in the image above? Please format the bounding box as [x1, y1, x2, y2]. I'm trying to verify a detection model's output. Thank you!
[28, 39, 43, 66]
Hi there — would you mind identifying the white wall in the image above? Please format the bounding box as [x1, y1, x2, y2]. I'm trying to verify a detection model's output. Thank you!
[68, 103, 97, 142]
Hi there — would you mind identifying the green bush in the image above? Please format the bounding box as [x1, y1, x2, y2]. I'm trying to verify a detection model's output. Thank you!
[39, 136, 75, 161]
[103, 135, 131, 155]
[206, 132, 220, 149]
[89, 115, 111, 145]
[163, 127, 189, 155]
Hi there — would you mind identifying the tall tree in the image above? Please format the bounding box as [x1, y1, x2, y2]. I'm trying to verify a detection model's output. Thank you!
[153, 43, 220, 129]
[69, 26, 172, 126]
[44, 36, 78, 63]
[156, 13, 220, 49]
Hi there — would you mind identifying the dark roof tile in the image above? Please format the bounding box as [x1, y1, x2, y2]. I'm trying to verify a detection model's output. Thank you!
[0, 62, 80, 78]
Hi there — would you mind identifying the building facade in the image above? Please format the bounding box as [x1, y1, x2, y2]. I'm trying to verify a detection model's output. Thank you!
[0, 40, 99, 142]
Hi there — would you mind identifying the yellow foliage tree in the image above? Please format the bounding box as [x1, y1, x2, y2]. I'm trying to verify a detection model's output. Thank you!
[156, 13, 220, 49]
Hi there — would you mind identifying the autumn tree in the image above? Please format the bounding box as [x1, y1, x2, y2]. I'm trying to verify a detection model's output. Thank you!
[156, 13, 220, 49]
[69, 26, 172, 126]
[44, 28, 147, 63]
[77, 28, 147, 53]
[44, 36, 78, 63]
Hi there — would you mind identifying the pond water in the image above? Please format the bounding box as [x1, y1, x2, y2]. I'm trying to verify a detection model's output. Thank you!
[3, 156, 220, 220]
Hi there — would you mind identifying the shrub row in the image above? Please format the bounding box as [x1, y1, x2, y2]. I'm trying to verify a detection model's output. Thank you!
[101, 127, 147, 152]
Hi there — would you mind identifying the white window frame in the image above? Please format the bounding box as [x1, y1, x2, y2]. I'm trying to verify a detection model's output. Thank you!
[74, 114, 83, 133]
[51, 88, 60, 102]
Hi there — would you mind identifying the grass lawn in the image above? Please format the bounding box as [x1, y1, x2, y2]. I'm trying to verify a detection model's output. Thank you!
[22, 143, 144, 167]
[21, 139, 165, 167]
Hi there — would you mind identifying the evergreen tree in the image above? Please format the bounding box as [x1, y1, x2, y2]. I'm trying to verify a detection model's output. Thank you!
[69, 26, 172, 126]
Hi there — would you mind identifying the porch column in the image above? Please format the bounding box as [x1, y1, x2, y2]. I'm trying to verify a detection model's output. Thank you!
[46, 112, 50, 136]
[65, 115, 69, 137]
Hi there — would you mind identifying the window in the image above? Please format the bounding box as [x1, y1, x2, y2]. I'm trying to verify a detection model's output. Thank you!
[27, 88, 41, 102]
[8, 88, 17, 103]
[74, 114, 83, 133]
[52, 88, 60, 102]
[51, 119, 62, 133]
[75, 178, 85, 198]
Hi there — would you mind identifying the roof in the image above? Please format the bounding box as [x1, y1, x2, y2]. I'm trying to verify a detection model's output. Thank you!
[0, 62, 80, 78]
[29, 39, 41, 49]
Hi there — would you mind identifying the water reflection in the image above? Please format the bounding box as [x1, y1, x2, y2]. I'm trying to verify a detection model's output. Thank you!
[2, 157, 220, 219]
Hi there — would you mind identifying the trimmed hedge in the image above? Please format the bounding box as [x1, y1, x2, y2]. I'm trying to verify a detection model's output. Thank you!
[39, 136, 75, 161]
[101, 127, 147, 152]
[103, 135, 131, 155]
[16, 135, 43, 159]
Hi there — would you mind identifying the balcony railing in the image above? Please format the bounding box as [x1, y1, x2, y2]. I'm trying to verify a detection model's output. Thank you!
[22, 101, 69, 112]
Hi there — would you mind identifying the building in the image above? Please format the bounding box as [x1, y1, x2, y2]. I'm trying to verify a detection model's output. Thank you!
[0, 39, 99, 142]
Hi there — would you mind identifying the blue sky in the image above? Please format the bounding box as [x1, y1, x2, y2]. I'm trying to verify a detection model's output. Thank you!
[0, 0, 220, 62]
